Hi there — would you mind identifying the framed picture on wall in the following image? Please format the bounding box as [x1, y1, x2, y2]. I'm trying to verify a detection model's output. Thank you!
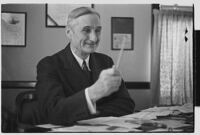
[1, 12, 27, 47]
[111, 17, 134, 50]
[46, 4, 94, 27]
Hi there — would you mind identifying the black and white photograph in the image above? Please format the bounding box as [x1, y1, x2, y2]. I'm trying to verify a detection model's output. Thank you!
[1, 1, 199, 134]
[1, 12, 26, 47]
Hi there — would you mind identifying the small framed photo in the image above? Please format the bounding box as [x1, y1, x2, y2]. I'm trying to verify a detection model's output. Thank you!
[111, 17, 134, 50]
[1, 12, 27, 47]
[46, 4, 94, 27]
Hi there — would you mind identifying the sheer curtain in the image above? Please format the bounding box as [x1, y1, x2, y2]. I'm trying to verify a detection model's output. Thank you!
[151, 7, 193, 105]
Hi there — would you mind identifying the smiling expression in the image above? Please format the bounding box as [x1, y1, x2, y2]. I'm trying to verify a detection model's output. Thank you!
[68, 14, 102, 59]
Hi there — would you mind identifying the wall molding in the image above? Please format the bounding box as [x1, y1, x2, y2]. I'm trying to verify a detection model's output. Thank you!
[2, 81, 36, 89]
[2, 81, 150, 90]
[125, 82, 150, 89]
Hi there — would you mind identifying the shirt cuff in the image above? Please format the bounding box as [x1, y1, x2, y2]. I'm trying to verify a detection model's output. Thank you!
[85, 88, 97, 114]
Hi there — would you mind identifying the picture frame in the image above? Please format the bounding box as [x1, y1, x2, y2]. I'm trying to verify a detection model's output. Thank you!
[46, 4, 94, 27]
[111, 17, 134, 50]
[1, 12, 27, 47]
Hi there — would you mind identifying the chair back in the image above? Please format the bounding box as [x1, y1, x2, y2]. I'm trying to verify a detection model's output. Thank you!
[15, 90, 38, 125]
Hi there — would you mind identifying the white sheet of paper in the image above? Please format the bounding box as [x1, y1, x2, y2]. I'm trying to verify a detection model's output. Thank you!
[169, 103, 193, 113]
[77, 116, 118, 125]
[102, 117, 141, 129]
[36, 124, 62, 128]
[156, 119, 191, 129]
[51, 124, 141, 132]
[123, 111, 158, 120]
[78, 117, 141, 130]
[51, 125, 109, 132]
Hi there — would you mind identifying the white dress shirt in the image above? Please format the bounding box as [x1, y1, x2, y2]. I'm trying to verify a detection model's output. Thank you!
[71, 49, 97, 114]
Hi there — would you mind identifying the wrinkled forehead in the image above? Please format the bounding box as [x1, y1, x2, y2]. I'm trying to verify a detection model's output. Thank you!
[73, 14, 101, 29]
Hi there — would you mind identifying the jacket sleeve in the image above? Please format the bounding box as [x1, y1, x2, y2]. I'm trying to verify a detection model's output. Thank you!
[96, 56, 135, 117]
[36, 57, 91, 125]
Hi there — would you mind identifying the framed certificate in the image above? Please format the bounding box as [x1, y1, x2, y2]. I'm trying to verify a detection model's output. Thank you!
[111, 17, 134, 50]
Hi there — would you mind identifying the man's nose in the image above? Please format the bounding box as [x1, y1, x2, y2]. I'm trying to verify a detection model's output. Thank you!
[89, 31, 97, 42]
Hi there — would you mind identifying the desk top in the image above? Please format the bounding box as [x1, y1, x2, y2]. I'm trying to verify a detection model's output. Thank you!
[32, 103, 194, 133]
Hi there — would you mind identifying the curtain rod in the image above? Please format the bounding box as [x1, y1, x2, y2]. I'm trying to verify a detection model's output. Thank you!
[160, 4, 193, 12]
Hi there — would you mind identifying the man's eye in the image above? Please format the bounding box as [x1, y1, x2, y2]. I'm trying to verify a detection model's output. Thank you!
[95, 29, 101, 33]
[83, 28, 91, 33]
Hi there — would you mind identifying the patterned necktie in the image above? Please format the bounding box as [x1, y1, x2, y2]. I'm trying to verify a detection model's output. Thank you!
[82, 60, 93, 85]
[82, 60, 89, 72]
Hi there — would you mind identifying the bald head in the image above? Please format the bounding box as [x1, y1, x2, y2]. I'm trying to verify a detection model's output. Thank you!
[67, 7, 100, 27]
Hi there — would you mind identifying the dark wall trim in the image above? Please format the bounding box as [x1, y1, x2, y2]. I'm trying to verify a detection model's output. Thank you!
[2, 81, 150, 90]
[125, 82, 150, 89]
[152, 4, 160, 10]
[2, 81, 36, 89]
[195, 30, 200, 106]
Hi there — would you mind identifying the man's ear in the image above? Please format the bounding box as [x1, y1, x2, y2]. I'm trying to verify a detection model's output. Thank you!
[65, 26, 72, 39]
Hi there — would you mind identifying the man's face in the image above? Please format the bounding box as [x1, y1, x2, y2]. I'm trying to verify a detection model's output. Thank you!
[69, 14, 102, 56]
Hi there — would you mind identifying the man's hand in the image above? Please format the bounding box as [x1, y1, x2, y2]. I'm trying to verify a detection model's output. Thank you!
[87, 65, 122, 102]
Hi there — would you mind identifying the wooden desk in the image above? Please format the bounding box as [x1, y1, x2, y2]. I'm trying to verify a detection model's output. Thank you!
[20, 104, 194, 133]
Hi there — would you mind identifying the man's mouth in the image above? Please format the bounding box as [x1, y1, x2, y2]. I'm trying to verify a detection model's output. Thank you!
[86, 43, 96, 46]
[85, 42, 97, 46]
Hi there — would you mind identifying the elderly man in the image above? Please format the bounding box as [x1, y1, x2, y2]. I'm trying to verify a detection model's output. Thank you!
[30, 7, 135, 125]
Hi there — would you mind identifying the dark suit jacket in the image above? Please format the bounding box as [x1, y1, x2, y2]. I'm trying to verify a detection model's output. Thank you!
[35, 44, 135, 125]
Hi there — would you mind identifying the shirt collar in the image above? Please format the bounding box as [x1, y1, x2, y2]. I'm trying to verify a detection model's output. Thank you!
[71, 47, 91, 70]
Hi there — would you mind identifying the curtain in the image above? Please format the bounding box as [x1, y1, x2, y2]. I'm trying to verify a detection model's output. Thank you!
[152, 8, 193, 105]
[151, 9, 161, 106]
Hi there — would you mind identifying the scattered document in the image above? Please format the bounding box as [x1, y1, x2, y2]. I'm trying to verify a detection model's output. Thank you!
[102, 117, 141, 129]
[122, 111, 159, 120]
[78, 116, 141, 130]
[156, 119, 191, 129]
[37, 103, 193, 132]
[36, 124, 62, 129]
[51, 125, 109, 132]
[169, 103, 193, 113]
[78, 116, 118, 125]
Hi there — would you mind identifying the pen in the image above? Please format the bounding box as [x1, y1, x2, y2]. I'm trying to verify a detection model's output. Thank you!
[116, 37, 126, 69]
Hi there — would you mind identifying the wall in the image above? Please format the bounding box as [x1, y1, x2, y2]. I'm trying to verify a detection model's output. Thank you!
[96, 4, 151, 82]
[96, 5, 152, 111]
[2, 4, 152, 112]
[2, 4, 68, 81]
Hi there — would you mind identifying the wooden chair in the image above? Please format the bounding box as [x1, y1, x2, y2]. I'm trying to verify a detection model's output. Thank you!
[15, 90, 40, 126]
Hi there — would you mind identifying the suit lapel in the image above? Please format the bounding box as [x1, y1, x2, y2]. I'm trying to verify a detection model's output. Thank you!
[60, 44, 90, 91]
[59, 45, 104, 90]
[89, 53, 102, 83]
